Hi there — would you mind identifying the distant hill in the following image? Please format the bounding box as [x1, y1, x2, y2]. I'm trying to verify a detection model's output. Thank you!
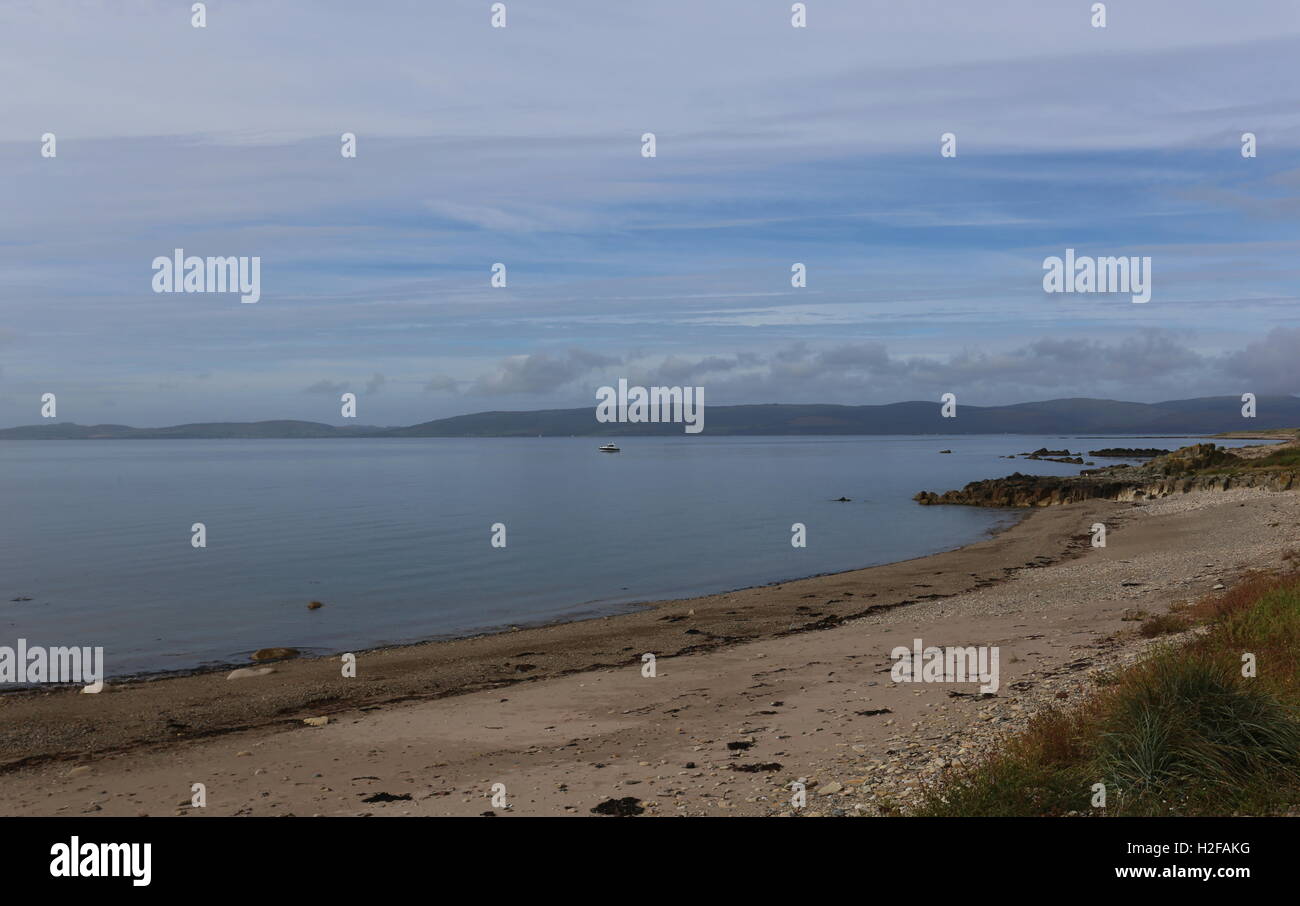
[0, 420, 384, 440]
[387, 396, 1300, 437]
[2, 396, 1297, 439]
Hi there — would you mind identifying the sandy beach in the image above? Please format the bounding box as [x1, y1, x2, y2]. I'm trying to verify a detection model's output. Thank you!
[2, 486, 1297, 816]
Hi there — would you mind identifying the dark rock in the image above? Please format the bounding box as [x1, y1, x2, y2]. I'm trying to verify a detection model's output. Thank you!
[591, 797, 644, 816]
[251, 647, 300, 661]
[1088, 447, 1170, 458]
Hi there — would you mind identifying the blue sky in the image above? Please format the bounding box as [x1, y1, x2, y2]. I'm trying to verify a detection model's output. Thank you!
[1, 0, 1299, 426]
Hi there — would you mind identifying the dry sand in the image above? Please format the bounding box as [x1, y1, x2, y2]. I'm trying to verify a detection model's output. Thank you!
[2, 488, 1297, 817]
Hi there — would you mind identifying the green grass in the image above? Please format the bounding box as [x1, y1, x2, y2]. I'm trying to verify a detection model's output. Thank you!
[1242, 447, 1300, 470]
[1213, 429, 1300, 440]
[1139, 612, 1189, 638]
[913, 573, 1300, 816]
[1197, 444, 1300, 475]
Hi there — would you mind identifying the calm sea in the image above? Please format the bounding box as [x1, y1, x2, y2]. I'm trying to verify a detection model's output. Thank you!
[0, 435, 1256, 677]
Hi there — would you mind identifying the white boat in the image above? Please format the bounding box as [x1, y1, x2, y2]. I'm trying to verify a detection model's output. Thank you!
[598, 442, 620, 453]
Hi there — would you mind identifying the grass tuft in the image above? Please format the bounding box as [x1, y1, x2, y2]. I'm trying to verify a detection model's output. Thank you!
[913, 572, 1300, 816]
[1138, 612, 1189, 638]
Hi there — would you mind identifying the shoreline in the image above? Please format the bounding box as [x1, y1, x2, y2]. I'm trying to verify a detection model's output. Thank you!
[5, 435, 1266, 686]
[3, 437, 1287, 774]
[3, 486, 1295, 816]
[0, 500, 1108, 771]
[2, 512, 1025, 691]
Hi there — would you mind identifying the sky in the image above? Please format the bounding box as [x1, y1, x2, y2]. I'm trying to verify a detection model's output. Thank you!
[1, 0, 1298, 427]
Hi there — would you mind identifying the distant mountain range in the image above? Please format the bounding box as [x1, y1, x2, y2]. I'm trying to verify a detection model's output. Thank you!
[2, 396, 1297, 439]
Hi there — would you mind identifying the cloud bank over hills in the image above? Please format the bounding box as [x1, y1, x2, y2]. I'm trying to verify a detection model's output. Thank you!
[5, 395, 1298, 439]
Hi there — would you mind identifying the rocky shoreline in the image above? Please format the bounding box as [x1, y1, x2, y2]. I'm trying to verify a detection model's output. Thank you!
[915, 441, 1300, 508]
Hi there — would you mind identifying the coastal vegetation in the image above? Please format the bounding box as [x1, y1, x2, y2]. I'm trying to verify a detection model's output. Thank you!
[915, 441, 1300, 507]
[914, 571, 1300, 816]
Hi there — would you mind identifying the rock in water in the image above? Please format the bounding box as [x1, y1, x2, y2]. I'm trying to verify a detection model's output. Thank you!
[251, 647, 299, 661]
[1088, 447, 1170, 458]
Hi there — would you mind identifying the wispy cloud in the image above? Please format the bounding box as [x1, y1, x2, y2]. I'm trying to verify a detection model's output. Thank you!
[0, 1, 1297, 426]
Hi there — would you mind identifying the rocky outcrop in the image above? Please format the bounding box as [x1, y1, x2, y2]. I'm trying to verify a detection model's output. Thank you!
[1016, 447, 1086, 464]
[1088, 447, 1170, 458]
[914, 443, 1299, 507]
[1138, 443, 1240, 473]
